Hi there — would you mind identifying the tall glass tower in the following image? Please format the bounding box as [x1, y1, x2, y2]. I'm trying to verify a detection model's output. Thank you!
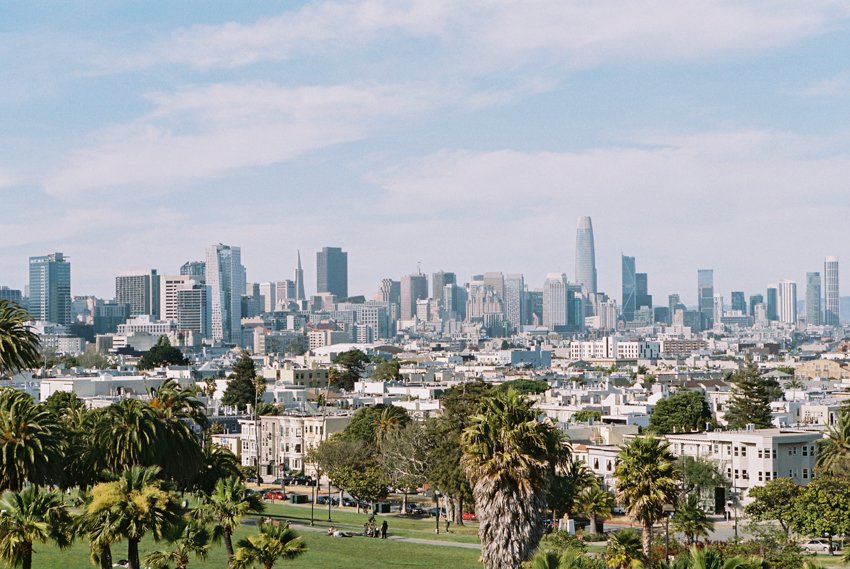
[575, 216, 597, 295]
[621, 255, 636, 322]
[206, 244, 244, 344]
[806, 272, 822, 326]
[28, 252, 71, 325]
[316, 247, 348, 299]
[825, 256, 840, 326]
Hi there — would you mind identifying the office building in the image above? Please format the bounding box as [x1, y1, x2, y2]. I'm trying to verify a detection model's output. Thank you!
[777, 280, 797, 325]
[825, 256, 840, 325]
[483, 272, 506, 304]
[177, 284, 210, 338]
[431, 271, 456, 300]
[806, 272, 822, 326]
[731, 291, 746, 314]
[621, 255, 636, 321]
[400, 274, 428, 320]
[93, 301, 130, 334]
[635, 272, 652, 312]
[749, 294, 764, 318]
[543, 273, 568, 331]
[180, 261, 206, 282]
[276, 280, 296, 305]
[504, 274, 524, 331]
[28, 252, 71, 326]
[316, 247, 348, 299]
[376, 278, 401, 305]
[295, 250, 306, 302]
[713, 294, 724, 324]
[575, 216, 598, 295]
[258, 282, 276, 313]
[697, 269, 714, 326]
[116, 270, 160, 319]
[0, 286, 23, 306]
[159, 275, 194, 321]
[766, 285, 778, 321]
[443, 283, 468, 321]
[206, 244, 244, 343]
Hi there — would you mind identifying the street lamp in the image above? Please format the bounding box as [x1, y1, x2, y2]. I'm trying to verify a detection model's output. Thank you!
[663, 503, 676, 563]
[434, 491, 440, 534]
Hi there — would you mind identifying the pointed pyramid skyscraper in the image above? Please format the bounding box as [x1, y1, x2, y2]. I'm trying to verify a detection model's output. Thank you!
[295, 250, 306, 301]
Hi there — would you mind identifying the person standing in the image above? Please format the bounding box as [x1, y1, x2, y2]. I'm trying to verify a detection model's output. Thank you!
[445, 517, 451, 533]
[380, 520, 388, 539]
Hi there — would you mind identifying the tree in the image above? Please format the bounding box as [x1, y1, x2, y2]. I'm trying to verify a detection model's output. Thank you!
[221, 352, 259, 412]
[572, 409, 602, 423]
[144, 522, 210, 569]
[816, 410, 850, 475]
[788, 475, 850, 548]
[614, 436, 678, 562]
[672, 494, 713, 544]
[0, 389, 63, 491]
[678, 456, 729, 496]
[42, 390, 85, 418]
[330, 348, 369, 390]
[743, 477, 802, 534]
[462, 390, 567, 569]
[231, 522, 305, 569]
[549, 456, 595, 520]
[674, 546, 754, 569]
[332, 464, 390, 508]
[77, 497, 122, 569]
[605, 528, 644, 569]
[0, 300, 40, 375]
[193, 444, 242, 496]
[199, 476, 264, 565]
[575, 483, 613, 534]
[93, 398, 160, 474]
[649, 390, 712, 434]
[137, 336, 189, 370]
[372, 359, 401, 381]
[342, 404, 409, 448]
[311, 436, 375, 510]
[380, 421, 434, 511]
[496, 379, 549, 395]
[0, 485, 72, 569]
[86, 466, 183, 569]
[724, 363, 778, 430]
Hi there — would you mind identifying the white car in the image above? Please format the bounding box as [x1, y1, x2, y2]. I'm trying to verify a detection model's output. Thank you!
[801, 538, 840, 554]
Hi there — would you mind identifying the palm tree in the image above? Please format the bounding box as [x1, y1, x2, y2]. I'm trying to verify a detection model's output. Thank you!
[144, 522, 210, 569]
[576, 484, 614, 534]
[77, 503, 122, 569]
[199, 475, 264, 564]
[86, 465, 183, 569]
[605, 528, 644, 569]
[150, 378, 208, 429]
[614, 436, 678, 563]
[0, 388, 63, 491]
[817, 410, 850, 475]
[372, 406, 406, 449]
[92, 398, 159, 473]
[682, 546, 753, 569]
[193, 444, 242, 496]
[672, 495, 713, 545]
[784, 378, 804, 403]
[231, 522, 305, 569]
[0, 485, 72, 569]
[461, 390, 567, 569]
[530, 550, 562, 569]
[0, 300, 40, 375]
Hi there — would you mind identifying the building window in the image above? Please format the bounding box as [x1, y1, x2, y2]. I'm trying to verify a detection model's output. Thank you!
[803, 469, 809, 479]
[741, 446, 747, 457]
[774, 471, 778, 479]
[734, 469, 739, 480]
[757, 449, 763, 458]
[742, 470, 749, 480]
[758, 471, 763, 482]
[734, 446, 739, 457]
[772, 449, 777, 459]
[803, 446, 808, 456]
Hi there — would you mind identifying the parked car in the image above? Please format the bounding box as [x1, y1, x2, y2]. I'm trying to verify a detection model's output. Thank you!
[341, 497, 369, 509]
[404, 503, 426, 515]
[293, 475, 315, 486]
[426, 506, 447, 517]
[801, 538, 841, 554]
[316, 495, 339, 506]
[263, 490, 287, 501]
[461, 511, 477, 521]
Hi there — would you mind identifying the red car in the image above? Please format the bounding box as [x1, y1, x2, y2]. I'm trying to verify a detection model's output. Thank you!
[264, 491, 287, 501]
[461, 512, 477, 521]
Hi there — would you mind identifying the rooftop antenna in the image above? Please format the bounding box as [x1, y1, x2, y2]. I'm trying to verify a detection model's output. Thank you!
[417, 261, 422, 275]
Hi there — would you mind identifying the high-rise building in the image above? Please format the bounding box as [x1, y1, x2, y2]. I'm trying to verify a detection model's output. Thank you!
[93, 301, 130, 334]
[375, 279, 401, 305]
[116, 270, 160, 319]
[697, 269, 714, 326]
[206, 244, 244, 343]
[177, 284, 210, 338]
[483, 272, 505, 304]
[275, 280, 296, 306]
[504, 274, 524, 331]
[713, 294, 724, 324]
[400, 274, 428, 320]
[0, 286, 23, 307]
[806, 272, 822, 326]
[766, 285, 778, 321]
[431, 271, 456, 300]
[443, 283, 467, 321]
[825, 256, 840, 326]
[635, 272, 652, 311]
[777, 280, 797, 324]
[731, 291, 746, 314]
[258, 282, 276, 313]
[28, 252, 71, 325]
[180, 261, 206, 282]
[543, 273, 568, 331]
[160, 275, 194, 321]
[621, 255, 636, 321]
[749, 294, 764, 318]
[295, 250, 306, 302]
[575, 216, 597, 295]
[316, 247, 348, 299]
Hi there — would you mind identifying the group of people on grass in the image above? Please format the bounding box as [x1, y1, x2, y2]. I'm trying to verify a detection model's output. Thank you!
[326, 514, 388, 539]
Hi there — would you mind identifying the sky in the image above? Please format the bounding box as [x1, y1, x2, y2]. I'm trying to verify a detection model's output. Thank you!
[2, 1, 850, 305]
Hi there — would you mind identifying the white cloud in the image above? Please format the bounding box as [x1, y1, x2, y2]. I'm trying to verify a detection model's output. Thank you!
[793, 70, 850, 97]
[42, 81, 483, 197]
[119, 0, 849, 72]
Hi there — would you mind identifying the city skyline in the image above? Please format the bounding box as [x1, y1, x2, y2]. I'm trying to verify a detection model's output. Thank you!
[3, 3, 850, 300]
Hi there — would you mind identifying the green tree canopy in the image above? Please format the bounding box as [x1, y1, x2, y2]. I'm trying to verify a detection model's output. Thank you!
[788, 475, 850, 540]
[330, 348, 369, 390]
[0, 389, 63, 491]
[372, 358, 401, 381]
[572, 409, 602, 423]
[724, 363, 779, 430]
[0, 300, 40, 375]
[137, 336, 189, 370]
[222, 353, 260, 412]
[649, 390, 712, 434]
[496, 379, 549, 395]
[342, 404, 410, 447]
[744, 477, 802, 534]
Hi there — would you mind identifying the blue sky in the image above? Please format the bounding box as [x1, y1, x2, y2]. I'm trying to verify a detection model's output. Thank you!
[2, 0, 850, 304]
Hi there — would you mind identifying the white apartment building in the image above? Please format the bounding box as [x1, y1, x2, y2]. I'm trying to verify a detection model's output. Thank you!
[664, 428, 822, 503]
[239, 413, 351, 479]
[569, 337, 660, 361]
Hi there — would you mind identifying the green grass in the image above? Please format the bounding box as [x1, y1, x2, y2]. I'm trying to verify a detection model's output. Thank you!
[261, 501, 481, 544]
[32, 516, 482, 569]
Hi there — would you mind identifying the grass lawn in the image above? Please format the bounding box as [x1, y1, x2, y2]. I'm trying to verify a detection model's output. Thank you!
[32, 515, 482, 569]
[261, 501, 481, 544]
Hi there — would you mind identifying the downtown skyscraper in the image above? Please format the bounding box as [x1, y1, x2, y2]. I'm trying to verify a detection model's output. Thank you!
[206, 244, 244, 344]
[295, 250, 306, 302]
[621, 255, 636, 321]
[824, 256, 840, 326]
[575, 216, 597, 295]
[28, 252, 71, 326]
[316, 247, 348, 299]
[697, 269, 714, 326]
[806, 272, 822, 326]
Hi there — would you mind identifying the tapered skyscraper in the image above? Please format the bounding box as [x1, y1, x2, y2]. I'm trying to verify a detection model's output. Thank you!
[825, 256, 840, 326]
[295, 250, 305, 301]
[575, 216, 597, 295]
[206, 244, 244, 344]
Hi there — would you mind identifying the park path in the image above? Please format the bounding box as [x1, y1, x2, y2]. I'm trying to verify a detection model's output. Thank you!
[284, 518, 482, 550]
